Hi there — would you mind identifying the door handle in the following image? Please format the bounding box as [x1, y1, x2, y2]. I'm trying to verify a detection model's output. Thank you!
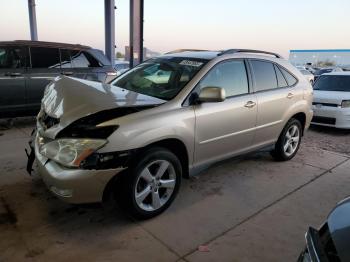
[244, 101, 256, 108]
[5, 72, 22, 77]
[61, 72, 74, 76]
[287, 93, 294, 99]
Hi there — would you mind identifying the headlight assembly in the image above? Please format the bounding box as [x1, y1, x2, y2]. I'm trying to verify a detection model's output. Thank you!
[341, 100, 350, 108]
[39, 139, 107, 167]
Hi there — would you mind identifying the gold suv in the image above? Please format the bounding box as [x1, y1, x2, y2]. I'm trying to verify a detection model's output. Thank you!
[27, 49, 313, 219]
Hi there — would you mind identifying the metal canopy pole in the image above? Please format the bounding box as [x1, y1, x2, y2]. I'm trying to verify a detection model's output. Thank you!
[129, 0, 144, 67]
[28, 0, 38, 41]
[104, 0, 116, 64]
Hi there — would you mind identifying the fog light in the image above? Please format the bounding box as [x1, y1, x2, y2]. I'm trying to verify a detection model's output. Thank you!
[50, 186, 73, 198]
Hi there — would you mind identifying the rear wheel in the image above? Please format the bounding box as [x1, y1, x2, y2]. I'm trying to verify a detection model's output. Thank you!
[116, 147, 182, 219]
[271, 118, 302, 161]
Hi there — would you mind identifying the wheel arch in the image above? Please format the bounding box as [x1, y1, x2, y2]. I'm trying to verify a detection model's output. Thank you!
[102, 138, 190, 202]
[290, 112, 306, 135]
[142, 138, 190, 179]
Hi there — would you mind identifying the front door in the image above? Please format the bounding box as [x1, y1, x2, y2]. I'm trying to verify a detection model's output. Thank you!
[0, 45, 26, 116]
[194, 59, 257, 166]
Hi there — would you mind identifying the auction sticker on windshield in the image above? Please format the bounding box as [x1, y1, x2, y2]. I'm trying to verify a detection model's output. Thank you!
[179, 60, 203, 67]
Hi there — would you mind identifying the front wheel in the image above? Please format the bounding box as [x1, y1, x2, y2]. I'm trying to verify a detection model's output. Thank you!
[271, 118, 302, 161]
[116, 147, 182, 219]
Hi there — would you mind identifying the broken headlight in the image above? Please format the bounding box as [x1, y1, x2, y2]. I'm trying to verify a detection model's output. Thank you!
[39, 139, 107, 168]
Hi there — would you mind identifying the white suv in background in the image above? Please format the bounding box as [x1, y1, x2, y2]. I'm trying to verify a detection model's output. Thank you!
[312, 72, 350, 129]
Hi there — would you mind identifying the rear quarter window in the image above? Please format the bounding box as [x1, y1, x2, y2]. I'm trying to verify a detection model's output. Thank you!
[280, 67, 298, 86]
[70, 50, 101, 68]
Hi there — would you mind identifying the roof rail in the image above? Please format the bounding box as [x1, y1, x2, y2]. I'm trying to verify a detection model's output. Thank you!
[218, 49, 282, 58]
[165, 49, 209, 54]
[0, 40, 91, 50]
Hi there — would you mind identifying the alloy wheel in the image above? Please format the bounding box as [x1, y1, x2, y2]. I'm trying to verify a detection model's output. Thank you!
[134, 160, 176, 212]
[283, 124, 300, 157]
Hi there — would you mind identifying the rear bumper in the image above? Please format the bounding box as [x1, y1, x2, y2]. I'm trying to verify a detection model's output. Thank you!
[312, 105, 350, 129]
[33, 132, 124, 204]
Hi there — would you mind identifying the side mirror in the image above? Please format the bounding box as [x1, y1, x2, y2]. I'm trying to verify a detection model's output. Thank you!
[198, 86, 226, 103]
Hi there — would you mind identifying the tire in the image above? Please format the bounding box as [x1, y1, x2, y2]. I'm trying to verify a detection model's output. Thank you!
[116, 147, 182, 219]
[271, 118, 302, 161]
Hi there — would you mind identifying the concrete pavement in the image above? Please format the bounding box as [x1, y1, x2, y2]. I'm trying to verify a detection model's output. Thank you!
[0, 119, 349, 261]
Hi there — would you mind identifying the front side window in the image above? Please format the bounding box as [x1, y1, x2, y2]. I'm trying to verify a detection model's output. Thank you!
[112, 57, 208, 100]
[313, 75, 350, 92]
[30, 47, 61, 68]
[251, 60, 278, 91]
[198, 60, 249, 97]
[0, 46, 25, 69]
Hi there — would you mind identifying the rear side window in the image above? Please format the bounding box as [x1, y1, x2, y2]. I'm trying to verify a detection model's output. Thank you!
[70, 50, 100, 68]
[30, 47, 61, 68]
[0, 46, 26, 69]
[199, 60, 249, 97]
[274, 65, 288, 88]
[280, 67, 297, 86]
[250, 60, 277, 91]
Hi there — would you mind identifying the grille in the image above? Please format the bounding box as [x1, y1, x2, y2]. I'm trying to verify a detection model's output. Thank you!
[312, 116, 336, 125]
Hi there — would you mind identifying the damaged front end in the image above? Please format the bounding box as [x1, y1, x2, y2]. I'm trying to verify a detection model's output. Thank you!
[26, 105, 154, 174]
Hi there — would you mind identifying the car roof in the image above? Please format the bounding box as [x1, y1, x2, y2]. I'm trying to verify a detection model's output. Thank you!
[161, 49, 283, 61]
[324, 72, 350, 76]
[0, 40, 91, 50]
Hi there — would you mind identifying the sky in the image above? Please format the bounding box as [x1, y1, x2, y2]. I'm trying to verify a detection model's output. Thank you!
[1, 0, 350, 58]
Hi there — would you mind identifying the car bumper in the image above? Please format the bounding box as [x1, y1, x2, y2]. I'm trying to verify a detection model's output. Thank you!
[33, 132, 124, 204]
[311, 105, 350, 129]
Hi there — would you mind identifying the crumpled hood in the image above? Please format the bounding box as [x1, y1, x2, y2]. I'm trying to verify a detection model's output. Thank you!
[41, 76, 165, 127]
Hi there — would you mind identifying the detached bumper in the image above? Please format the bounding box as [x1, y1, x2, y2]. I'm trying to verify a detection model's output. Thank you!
[32, 133, 124, 204]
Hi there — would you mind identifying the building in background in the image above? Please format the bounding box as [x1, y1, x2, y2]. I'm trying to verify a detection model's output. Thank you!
[289, 49, 350, 68]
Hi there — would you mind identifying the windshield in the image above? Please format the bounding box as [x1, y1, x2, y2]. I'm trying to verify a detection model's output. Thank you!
[111, 57, 208, 100]
[314, 75, 350, 91]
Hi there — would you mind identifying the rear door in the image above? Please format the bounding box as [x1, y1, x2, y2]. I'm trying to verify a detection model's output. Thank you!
[26, 46, 62, 112]
[194, 59, 257, 166]
[0, 45, 27, 116]
[249, 59, 299, 146]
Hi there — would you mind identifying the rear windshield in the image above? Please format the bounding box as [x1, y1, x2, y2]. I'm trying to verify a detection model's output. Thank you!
[314, 75, 350, 91]
[111, 57, 208, 100]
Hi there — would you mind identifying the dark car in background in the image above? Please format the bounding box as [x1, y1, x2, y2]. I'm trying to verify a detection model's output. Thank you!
[0, 40, 116, 118]
[298, 197, 350, 262]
